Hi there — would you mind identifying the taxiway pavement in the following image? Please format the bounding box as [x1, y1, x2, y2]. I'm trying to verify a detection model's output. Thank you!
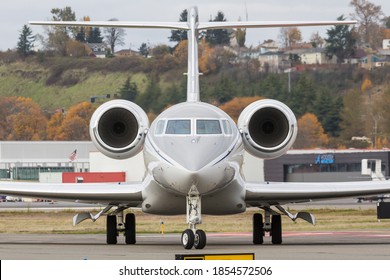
[1, 231, 390, 260]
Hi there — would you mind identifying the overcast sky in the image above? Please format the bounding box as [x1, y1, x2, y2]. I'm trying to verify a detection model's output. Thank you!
[0, 0, 389, 51]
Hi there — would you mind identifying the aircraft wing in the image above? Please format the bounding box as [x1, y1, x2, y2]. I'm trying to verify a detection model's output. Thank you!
[245, 180, 390, 206]
[0, 181, 144, 206]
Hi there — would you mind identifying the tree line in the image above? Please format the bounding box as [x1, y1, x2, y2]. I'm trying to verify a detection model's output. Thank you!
[6, 0, 390, 148]
[0, 97, 95, 141]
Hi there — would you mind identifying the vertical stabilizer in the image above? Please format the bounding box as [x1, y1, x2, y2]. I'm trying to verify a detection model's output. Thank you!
[186, 7, 200, 102]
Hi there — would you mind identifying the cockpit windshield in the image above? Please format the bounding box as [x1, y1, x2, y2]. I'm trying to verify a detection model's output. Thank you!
[158, 118, 230, 135]
[165, 120, 191, 134]
[196, 120, 222, 134]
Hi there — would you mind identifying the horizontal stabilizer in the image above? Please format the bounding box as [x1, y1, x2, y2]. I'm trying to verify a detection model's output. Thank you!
[30, 20, 356, 31]
[29, 21, 189, 30]
[198, 20, 357, 30]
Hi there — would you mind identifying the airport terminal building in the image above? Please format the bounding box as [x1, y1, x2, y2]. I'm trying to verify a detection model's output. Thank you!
[264, 149, 390, 182]
[0, 141, 388, 183]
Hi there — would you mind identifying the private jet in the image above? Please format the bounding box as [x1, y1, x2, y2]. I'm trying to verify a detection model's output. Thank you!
[2, 7, 390, 249]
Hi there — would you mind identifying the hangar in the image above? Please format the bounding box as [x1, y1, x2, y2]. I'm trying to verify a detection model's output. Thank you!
[0, 141, 93, 181]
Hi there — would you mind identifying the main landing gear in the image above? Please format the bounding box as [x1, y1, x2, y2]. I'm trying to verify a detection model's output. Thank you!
[253, 208, 282, 245]
[181, 186, 206, 249]
[253, 206, 316, 245]
[106, 208, 136, 245]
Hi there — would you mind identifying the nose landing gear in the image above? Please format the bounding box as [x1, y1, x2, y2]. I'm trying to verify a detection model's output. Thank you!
[181, 186, 206, 249]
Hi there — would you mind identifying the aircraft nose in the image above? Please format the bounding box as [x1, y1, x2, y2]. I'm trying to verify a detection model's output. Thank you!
[167, 136, 228, 172]
[152, 162, 235, 195]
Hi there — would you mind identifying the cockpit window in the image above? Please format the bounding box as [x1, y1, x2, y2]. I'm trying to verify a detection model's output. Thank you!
[196, 120, 222, 134]
[222, 120, 232, 135]
[155, 120, 166, 135]
[165, 120, 191, 134]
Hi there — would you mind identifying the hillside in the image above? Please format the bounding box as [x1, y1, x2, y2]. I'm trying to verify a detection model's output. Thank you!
[0, 58, 152, 110]
[1, 54, 390, 147]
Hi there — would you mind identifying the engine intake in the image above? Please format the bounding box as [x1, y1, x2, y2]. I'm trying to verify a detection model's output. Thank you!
[238, 99, 297, 159]
[90, 100, 149, 159]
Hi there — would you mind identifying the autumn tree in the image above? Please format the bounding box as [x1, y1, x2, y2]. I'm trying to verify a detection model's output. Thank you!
[350, 0, 384, 48]
[279, 27, 302, 49]
[46, 7, 77, 56]
[55, 102, 95, 140]
[173, 40, 188, 66]
[361, 77, 373, 93]
[310, 32, 325, 48]
[294, 113, 329, 149]
[199, 39, 217, 74]
[47, 111, 64, 140]
[0, 97, 48, 140]
[219, 96, 263, 122]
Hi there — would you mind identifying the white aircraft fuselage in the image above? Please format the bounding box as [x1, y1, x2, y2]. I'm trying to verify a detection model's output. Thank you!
[143, 102, 244, 215]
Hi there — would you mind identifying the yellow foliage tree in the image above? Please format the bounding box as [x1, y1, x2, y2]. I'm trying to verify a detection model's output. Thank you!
[54, 102, 96, 140]
[219, 96, 263, 123]
[0, 97, 48, 140]
[173, 40, 188, 66]
[47, 111, 65, 140]
[361, 77, 373, 93]
[294, 113, 329, 149]
[199, 39, 217, 74]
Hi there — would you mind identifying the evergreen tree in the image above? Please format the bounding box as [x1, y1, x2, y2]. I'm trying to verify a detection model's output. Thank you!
[139, 43, 150, 58]
[169, 9, 188, 43]
[325, 15, 356, 64]
[87, 27, 103, 43]
[314, 90, 343, 137]
[75, 27, 86, 42]
[118, 77, 138, 102]
[136, 75, 162, 113]
[205, 12, 231, 46]
[17, 25, 35, 57]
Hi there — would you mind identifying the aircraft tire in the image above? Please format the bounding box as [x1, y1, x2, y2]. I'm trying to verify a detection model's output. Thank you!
[253, 213, 264, 244]
[181, 229, 195, 249]
[106, 215, 117, 244]
[125, 213, 136, 244]
[271, 215, 282, 244]
[194, 229, 207, 249]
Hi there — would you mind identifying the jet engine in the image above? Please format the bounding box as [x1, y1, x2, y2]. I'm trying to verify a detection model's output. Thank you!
[237, 99, 297, 159]
[89, 100, 149, 159]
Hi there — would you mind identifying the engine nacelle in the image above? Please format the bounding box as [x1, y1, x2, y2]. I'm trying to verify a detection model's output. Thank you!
[238, 99, 297, 159]
[89, 100, 149, 159]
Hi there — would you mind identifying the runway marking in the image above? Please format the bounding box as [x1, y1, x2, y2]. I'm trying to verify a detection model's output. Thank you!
[207, 231, 390, 238]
